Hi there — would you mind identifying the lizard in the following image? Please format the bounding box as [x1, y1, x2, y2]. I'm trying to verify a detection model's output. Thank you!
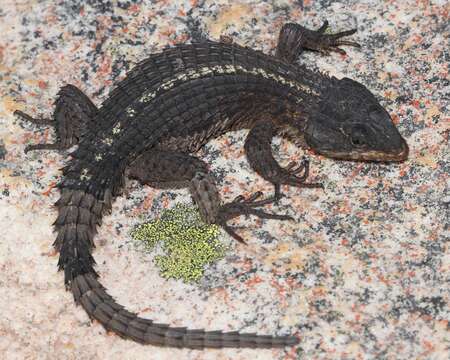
[15, 20, 409, 349]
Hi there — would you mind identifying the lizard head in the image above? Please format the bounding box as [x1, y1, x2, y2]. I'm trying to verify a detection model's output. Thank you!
[304, 77, 408, 162]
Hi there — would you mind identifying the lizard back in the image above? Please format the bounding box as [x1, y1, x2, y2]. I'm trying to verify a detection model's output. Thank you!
[64, 41, 329, 198]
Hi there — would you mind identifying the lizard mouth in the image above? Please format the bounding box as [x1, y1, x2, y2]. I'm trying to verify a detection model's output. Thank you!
[319, 139, 409, 162]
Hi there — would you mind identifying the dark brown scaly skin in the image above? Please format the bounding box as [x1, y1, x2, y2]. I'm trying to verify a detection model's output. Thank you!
[15, 21, 408, 349]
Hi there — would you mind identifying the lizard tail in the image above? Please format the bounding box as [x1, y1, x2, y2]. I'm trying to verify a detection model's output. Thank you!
[54, 188, 299, 349]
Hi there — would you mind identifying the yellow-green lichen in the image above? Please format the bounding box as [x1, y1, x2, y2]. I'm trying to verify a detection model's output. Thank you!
[131, 204, 226, 283]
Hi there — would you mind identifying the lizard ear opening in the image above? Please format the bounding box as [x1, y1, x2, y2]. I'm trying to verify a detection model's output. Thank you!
[350, 124, 369, 148]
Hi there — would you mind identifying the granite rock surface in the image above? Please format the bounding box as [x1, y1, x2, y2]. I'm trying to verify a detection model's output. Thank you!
[0, 1, 448, 359]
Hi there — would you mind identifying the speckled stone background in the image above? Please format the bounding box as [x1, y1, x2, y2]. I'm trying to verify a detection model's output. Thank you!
[0, 1, 449, 359]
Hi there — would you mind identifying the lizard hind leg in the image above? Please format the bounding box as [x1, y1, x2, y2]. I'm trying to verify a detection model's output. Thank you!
[15, 84, 98, 153]
[128, 149, 292, 244]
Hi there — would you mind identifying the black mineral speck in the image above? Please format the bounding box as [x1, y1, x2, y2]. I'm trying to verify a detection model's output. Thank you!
[117, 1, 131, 10]
[0, 140, 6, 160]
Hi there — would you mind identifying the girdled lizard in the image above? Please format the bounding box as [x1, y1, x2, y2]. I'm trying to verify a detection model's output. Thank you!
[15, 20, 408, 349]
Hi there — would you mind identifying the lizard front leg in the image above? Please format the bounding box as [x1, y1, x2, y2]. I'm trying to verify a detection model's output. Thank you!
[244, 120, 323, 201]
[128, 150, 292, 243]
[15, 84, 98, 153]
[276, 20, 360, 63]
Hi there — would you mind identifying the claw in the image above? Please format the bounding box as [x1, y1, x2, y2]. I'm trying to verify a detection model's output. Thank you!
[331, 47, 347, 55]
[247, 208, 294, 221]
[222, 224, 247, 244]
[334, 40, 361, 48]
[285, 161, 297, 172]
[24, 142, 62, 153]
[245, 191, 264, 203]
[317, 20, 329, 34]
[274, 184, 282, 201]
[232, 194, 245, 203]
[232, 191, 277, 207]
[246, 196, 277, 207]
[233, 191, 264, 204]
[14, 110, 53, 125]
[289, 181, 324, 189]
[329, 28, 357, 39]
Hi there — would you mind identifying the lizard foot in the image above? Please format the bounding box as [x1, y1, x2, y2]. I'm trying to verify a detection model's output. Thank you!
[217, 191, 294, 244]
[312, 20, 361, 56]
[273, 157, 324, 200]
[14, 110, 63, 153]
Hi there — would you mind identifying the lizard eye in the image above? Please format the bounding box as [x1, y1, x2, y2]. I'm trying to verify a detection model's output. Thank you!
[350, 125, 368, 147]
